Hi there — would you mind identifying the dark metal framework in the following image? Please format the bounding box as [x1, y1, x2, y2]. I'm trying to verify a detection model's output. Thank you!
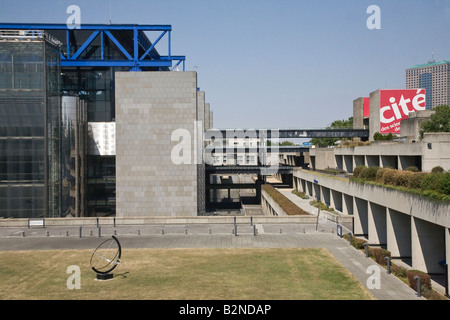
[0, 23, 186, 71]
[213, 128, 370, 139]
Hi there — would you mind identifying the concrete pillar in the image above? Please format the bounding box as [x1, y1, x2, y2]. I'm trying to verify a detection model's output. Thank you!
[387, 208, 411, 259]
[368, 202, 387, 246]
[331, 190, 342, 212]
[321, 186, 330, 207]
[300, 179, 306, 194]
[411, 217, 446, 274]
[306, 181, 313, 197]
[312, 183, 320, 200]
[344, 155, 353, 173]
[335, 155, 343, 171]
[354, 197, 368, 237]
[343, 194, 353, 216]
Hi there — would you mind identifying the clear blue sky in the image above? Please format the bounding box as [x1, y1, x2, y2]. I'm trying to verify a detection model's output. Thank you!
[1, 0, 449, 129]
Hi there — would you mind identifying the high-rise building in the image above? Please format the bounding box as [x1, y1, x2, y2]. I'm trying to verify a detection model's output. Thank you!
[406, 60, 450, 109]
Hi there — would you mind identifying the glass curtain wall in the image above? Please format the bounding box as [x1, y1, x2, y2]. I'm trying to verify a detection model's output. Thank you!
[0, 39, 61, 218]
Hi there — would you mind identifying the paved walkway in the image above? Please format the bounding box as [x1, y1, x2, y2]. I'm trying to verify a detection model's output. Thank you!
[0, 221, 422, 300]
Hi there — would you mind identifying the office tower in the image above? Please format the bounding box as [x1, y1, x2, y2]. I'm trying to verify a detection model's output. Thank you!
[406, 60, 450, 109]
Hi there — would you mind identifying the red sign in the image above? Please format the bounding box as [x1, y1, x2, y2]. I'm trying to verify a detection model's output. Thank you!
[379, 89, 426, 134]
[363, 97, 370, 118]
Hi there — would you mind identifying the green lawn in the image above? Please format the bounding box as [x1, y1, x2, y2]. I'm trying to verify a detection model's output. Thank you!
[0, 248, 374, 300]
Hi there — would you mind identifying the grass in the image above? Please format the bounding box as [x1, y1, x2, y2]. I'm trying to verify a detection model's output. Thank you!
[0, 248, 374, 300]
[262, 184, 310, 216]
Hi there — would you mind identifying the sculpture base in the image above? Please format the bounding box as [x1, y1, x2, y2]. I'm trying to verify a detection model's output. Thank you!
[96, 273, 114, 281]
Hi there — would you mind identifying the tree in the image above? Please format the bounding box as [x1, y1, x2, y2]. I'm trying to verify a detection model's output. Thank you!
[420, 105, 450, 139]
[310, 117, 354, 147]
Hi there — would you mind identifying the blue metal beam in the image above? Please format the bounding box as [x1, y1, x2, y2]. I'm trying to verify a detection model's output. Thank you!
[0, 23, 172, 31]
[70, 30, 100, 60]
[103, 30, 133, 60]
[60, 60, 173, 68]
[0, 23, 186, 71]
[140, 30, 167, 61]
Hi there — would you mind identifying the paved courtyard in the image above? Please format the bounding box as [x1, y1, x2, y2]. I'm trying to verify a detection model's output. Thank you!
[0, 219, 423, 300]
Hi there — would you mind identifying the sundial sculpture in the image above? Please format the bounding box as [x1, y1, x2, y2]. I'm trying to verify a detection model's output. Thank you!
[90, 235, 122, 280]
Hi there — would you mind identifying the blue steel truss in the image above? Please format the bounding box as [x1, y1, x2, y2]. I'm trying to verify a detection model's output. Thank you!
[0, 23, 186, 71]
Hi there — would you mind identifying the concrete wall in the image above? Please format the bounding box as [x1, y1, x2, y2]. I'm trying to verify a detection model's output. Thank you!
[422, 133, 450, 171]
[353, 97, 365, 129]
[309, 148, 337, 170]
[294, 169, 449, 279]
[205, 103, 211, 131]
[115, 71, 200, 217]
[369, 89, 381, 140]
[400, 109, 435, 143]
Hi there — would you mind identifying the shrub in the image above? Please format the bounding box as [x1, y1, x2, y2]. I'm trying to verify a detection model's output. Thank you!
[421, 173, 442, 192]
[373, 132, 394, 141]
[352, 237, 367, 250]
[359, 166, 380, 181]
[368, 247, 391, 266]
[431, 166, 444, 174]
[342, 234, 367, 250]
[393, 171, 414, 188]
[352, 165, 366, 179]
[407, 270, 431, 292]
[292, 189, 309, 199]
[408, 172, 427, 189]
[405, 166, 419, 172]
[439, 172, 450, 195]
[390, 263, 407, 278]
[382, 169, 398, 186]
[376, 167, 394, 183]
[310, 200, 329, 211]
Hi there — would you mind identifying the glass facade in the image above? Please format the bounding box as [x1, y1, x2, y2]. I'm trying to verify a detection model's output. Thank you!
[0, 39, 61, 218]
[86, 155, 115, 216]
[61, 96, 87, 217]
[419, 73, 433, 110]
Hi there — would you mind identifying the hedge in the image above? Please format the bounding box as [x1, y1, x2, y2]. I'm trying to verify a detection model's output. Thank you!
[392, 171, 414, 188]
[359, 166, 380, 181]
[407, 270, 432, 292]
[352, 168, 450, 198]
[390, 263, 407, 278]
[421, 172, 450, 195]
[375, 167, 393, 183]
[368, 247, 391, 266]
[408, 172, 427, 189]
[352, 165, 366, 179]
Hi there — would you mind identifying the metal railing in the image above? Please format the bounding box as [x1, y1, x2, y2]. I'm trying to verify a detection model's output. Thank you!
[0, 30, 62, 47]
